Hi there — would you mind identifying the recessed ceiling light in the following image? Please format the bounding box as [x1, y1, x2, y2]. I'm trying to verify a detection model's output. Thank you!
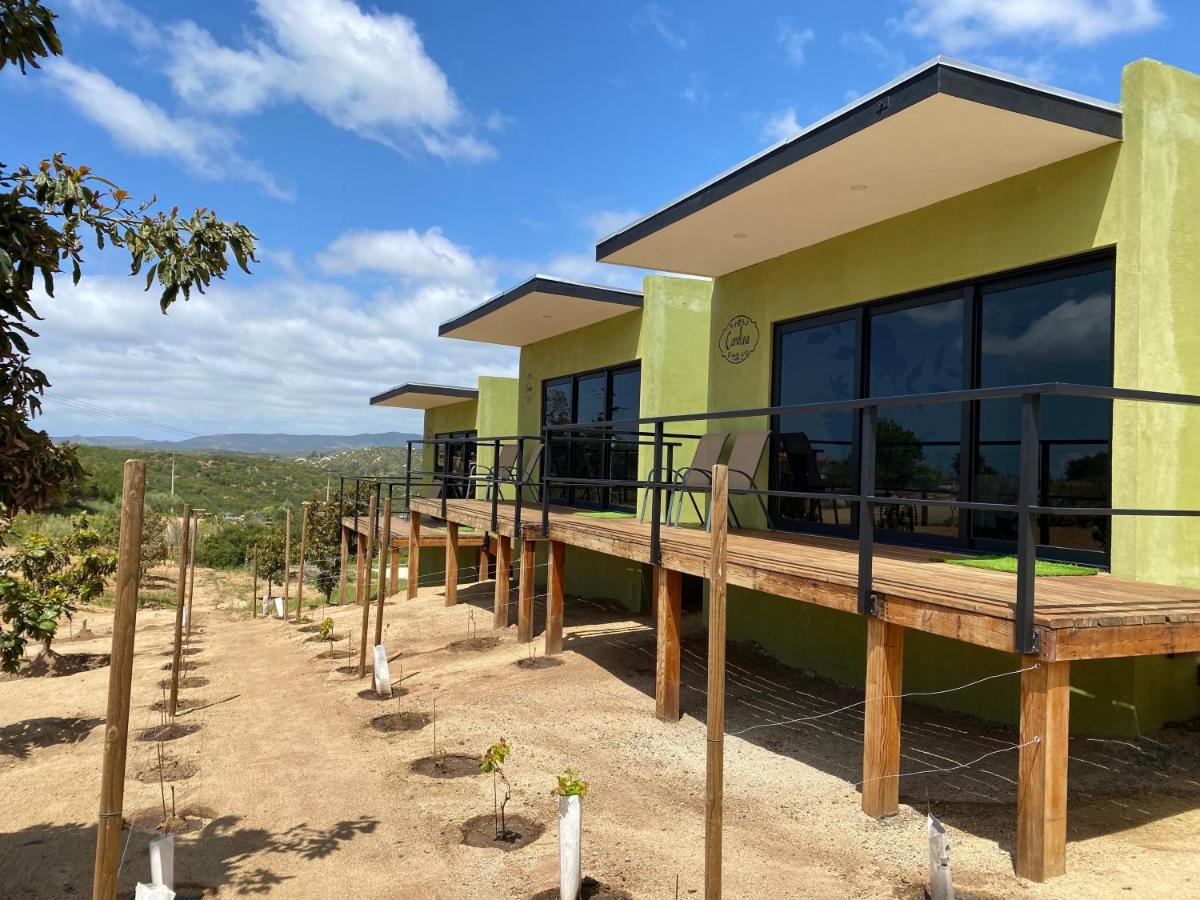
[850, 184, 868, 191]
[732, 232, 748, 239]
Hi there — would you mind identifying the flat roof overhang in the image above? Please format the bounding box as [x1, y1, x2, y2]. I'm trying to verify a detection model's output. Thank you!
[369, 383, 478, 409]
[438, 275, 642, 346]
[596, 57, 1122, 278]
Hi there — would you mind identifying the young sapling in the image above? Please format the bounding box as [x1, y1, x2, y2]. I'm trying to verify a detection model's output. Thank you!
[480, 738, 513, 841]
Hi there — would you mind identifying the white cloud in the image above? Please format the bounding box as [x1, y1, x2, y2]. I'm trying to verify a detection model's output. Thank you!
[841, 30, 908, 72]
[538, 253, 645, 291]
[761, 107, 802, 144]
[31, 272, 517, 437]
[43, 60, 294, 200]
[777, 20, 815, 66]
[315, 228, 493, 288]
[583, 209, 642, 240]
[632, 4, 691, 49]
[681, 73, 710, 108]
[166, 0, 495, 162]
[898, 0, 1165, 51]
[58, 0, 160, 49]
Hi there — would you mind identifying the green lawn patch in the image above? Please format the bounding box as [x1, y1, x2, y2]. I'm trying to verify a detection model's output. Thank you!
[937, 555, 1099, 576]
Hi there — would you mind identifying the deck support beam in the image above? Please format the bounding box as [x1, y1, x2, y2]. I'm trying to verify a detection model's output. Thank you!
[1016, 660, 1070, 882]
[354, 533, 367, 606]
[445, 522, 459, 606]
[546, 540, 565, 654]
[655, 565, 683, 722]
[518, 539, 536, 642]
[494, 534, 512, 628]
[862, 618, 905, 818]
[390, 547, 399, 596]
[407, 511, 421, 600]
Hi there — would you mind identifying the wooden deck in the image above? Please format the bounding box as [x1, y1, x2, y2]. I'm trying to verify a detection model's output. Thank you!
[340, 514, 485, 549]
[410, 497, 1200, 663]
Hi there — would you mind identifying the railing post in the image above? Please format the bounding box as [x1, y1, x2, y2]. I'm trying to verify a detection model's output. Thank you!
[857, 404, 878, 616]
[491, 438, 501, 532]
[513, 436, 525, 538]
[1015, 392, 1041, 655]
[404, 441, 413, 514]
[441, 438, 450, 520]
[651, 421, 664, 565]
[541, 427, 551, 538]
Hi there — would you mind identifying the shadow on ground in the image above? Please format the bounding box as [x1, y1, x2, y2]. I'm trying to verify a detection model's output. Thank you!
[0, 716, 104, 761]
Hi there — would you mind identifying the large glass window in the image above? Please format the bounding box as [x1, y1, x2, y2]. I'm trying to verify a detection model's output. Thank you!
[770, 254, 1113, 561]
[433, 430, 477, 498]
[541, 363, 641, 509]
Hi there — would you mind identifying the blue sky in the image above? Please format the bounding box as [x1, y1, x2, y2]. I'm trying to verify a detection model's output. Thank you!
[5, 0, 1196, 439]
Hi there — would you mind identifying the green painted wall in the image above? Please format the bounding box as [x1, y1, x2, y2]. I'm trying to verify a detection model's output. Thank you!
[474, 376, 520, 499]
[423, 398, 478, 439]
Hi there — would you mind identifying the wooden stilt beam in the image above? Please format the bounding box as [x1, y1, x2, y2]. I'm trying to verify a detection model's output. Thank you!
[337, 526, 348, 606]
[354, 533, 367, 606]
[475, 546, 485, 584]
[862, 617, 905, 818]
[1016, 660, 1070, 882]
[91, 459, 146, 900]
[374, 497, 392, 648]
[390, 547, 400, 596]
[357, 492, 377, 678]
[407, 511, 421, 600]
[546, 540, 565, 655]
[445, 522, 459, 606]
[655, 565, 682, 722]
[705, 465, 729, 900]
[494, 534, 512, 628]
[295, 502, 309, 620]
[518, 539, 536, 642]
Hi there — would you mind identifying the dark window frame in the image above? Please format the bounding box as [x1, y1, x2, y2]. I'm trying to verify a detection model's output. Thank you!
[433, 429, 477, 498]
[540, 360, 642, 510]
[769, 249, 1115, 564]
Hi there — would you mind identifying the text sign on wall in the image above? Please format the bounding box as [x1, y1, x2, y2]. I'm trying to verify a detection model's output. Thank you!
[719, 315, 760, 364]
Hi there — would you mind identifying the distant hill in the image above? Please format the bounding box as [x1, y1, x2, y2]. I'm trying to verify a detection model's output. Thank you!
[58, 431, 421, 455]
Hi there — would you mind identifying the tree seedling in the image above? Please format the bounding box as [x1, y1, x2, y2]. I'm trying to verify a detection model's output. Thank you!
[480, 738, 513, 841]
[318, 616, 336, 641]
[551, 769, 589, 799]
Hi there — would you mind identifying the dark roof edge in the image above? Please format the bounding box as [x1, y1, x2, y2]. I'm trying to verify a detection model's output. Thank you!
[595, 57, 1122, 263]
[437, 275, 643, 337]
[369, 383, 479, 406]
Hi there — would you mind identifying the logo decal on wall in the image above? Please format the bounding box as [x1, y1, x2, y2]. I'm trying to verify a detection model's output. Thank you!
[719, 315, 760, 364]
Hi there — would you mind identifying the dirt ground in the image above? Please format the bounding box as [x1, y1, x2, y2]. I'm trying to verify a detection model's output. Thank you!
[2, 564, 1199, 899]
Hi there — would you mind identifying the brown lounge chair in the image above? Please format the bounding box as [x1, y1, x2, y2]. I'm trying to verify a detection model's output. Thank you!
[466, 443, 519, 500]
[671, 430, 772, 530]
[648, 432, 728, 525]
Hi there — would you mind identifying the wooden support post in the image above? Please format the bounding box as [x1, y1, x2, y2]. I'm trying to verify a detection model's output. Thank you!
[390, 547, 400, 596]
[354, 533, 367, 606]
[337, 525, 349, 606]
[407, 510, 421, 600]
[518, 539, 536, 642]
[705, 465, 729, 900]
[1016, 660, 1070, 882]
[251, 546, 259, 618]
[862, 617, 905, 818]
[494, 534, 512, 629]
[283, 507, 292, 610]
[445, 522, 459, 607]
[91, 460, 146, 900]
[167, 505, 191, 718]
[357, 492, 377, 678]
[655, 565, 682, 722]
[185, 519, 197, 637]
[546, 540, 565, 655]
[296, 502, 309, 620]
[374, 498, 391, 648]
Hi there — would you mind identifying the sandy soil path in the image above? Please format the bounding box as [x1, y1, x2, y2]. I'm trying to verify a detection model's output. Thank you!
[2, 565, 1199, 898]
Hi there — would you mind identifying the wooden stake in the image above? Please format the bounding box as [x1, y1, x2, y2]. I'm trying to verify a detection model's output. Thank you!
[1016, 660, 1070, 882]
[251, 546, 259, 619]
[407, 510, 421, 600]
[546, 540, 565, 655]
[167, 505, 191, 719]
[445, 521, 459, 607]
[185, 518, 197, 637]
[91, 459, 146, 900]
[518, 540, 536, 642]
[357, 492, 377, 678]
[283, 507, 292, 610]
[655, 565, 682, 722]
[337, 523, 349, 606]
[354, 532, 367, 606]
[862, 617, 905, 818]
[705, 465, 729, 900]
[494, 534, 512, 629]
[296, 502, 309, 620]
[374, 497, 392, 648]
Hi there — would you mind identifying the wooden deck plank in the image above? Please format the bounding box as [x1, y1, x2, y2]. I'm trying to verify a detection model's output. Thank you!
[411, 498, 1200, 661]
[341, 515, 486, 548]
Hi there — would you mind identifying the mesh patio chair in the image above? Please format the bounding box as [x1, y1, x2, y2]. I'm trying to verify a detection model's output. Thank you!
[466, 443, 519, 500]
[725, 430, 773, 530]
[638, 432, 728, 525]
[516, 442, 544, 502]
